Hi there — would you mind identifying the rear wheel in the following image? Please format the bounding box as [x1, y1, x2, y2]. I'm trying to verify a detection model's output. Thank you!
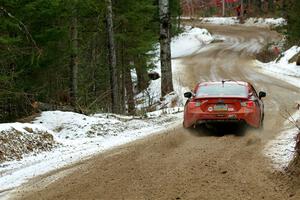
[183, 121, 195, 129]
[183, 121, 189, 129]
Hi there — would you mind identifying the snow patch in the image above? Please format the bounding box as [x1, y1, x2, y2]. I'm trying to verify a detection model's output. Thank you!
[184, 17, 287, 27]
[200, 17, 239, 25]
[171, 26, 213, 58]
[255, 46, 300, 88]
[244, 17, 287, 27]
[34, 111, 124, 140]
[264, 110, 300, 170]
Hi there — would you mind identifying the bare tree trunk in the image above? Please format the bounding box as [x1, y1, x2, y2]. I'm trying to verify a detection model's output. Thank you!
[177, 4, 181, 31]
[135, 57, 149, 92]
[240, 0, 244, 23]
[69, 9, 78, 107]
[124, 67, 135, 115]
[120, 42, 126, 114]
[222, 0, 225, 17]
[106, 0, 120, 113]
[120, 67, 125, 114]
[248, 0, 251, 15]
[159, 0, 174, 97]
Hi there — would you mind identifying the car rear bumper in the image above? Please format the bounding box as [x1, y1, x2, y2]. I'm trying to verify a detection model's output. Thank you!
[184, 109, 259, 128]
[196, 118, 244, 124]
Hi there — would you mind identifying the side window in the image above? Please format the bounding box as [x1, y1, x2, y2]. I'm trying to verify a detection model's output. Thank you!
[249, 85, 259, 104]
[249, 85, 258, 100]
[194, 84, 200, 94]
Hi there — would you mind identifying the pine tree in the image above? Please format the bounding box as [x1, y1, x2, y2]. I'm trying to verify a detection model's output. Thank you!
[286, 0, 300, 45]
[0, 0, 181, 121]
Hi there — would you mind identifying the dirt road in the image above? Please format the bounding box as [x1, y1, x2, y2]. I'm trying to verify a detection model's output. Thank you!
[12, 24, 300, 200]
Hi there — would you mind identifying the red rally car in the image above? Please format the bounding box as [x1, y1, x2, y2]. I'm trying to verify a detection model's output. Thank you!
[183, 80, 266, 129]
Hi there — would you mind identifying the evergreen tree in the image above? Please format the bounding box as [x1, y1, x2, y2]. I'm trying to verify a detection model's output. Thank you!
[0, 0, 181, 121]
[285, 0, 300, 45]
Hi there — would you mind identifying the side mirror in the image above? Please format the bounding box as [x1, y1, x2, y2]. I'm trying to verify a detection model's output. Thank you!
[259, 91, 266, 99]
[184, 92, 193, 98]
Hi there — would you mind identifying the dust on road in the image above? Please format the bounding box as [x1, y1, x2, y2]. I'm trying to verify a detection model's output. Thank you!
[12, 23, 300, 200]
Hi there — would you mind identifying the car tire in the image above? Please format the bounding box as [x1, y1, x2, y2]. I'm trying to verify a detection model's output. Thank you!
[183, 121, 188, 129]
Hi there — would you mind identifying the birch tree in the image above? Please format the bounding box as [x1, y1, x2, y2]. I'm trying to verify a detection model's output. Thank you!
[159, 0, 174, 97]
[106, 0, 120, 113]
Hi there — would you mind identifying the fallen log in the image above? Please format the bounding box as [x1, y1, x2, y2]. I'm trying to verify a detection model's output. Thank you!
[31, 101, 76, 112]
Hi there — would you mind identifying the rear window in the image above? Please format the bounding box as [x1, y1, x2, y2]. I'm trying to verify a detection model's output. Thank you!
[196, 83, 248, 97]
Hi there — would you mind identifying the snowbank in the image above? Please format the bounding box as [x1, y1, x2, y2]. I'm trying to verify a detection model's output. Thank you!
[0, 110, 181, 193]
[256, 46, 300, 88]
[258, 47, 300, 170]
[183, 17, 287, 27]
[0, 123, 56, 163]
[34, 111, 125, 140]
[245, 17, 286, 27]
[171, 26, 213, 58]
[264, 110, 300, 170]
[200, 17, 239, 25]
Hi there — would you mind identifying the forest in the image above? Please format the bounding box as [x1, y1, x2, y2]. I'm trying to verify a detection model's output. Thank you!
[0, 0, 180, 122]
[0, 0, 299, 123]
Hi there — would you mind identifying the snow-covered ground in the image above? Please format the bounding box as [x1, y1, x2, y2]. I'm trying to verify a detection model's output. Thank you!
[181, 16, 287, 27]
[256, 46, 300, 170]
[0, 25, 212, 197]
[244, 17, 287, 27]
[171, 26, 213, 58]
[199, 17, 239, 25]
[256, 46, 300, 89]
[264, 110, 300, 170]
[0, 109, 182, 195]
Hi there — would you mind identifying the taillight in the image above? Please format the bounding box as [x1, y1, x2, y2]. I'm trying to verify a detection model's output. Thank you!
[247, 101, 254, 107]
[241, 101, 254, 108]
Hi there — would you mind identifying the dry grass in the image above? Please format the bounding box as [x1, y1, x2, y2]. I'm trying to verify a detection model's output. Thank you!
[256, 47, 278, 62]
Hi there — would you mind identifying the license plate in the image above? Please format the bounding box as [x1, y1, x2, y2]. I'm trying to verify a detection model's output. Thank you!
[214, 104, 228, 111]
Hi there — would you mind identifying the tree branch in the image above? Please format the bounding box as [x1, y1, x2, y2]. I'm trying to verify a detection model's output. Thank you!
[0, 6, 40, 53]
